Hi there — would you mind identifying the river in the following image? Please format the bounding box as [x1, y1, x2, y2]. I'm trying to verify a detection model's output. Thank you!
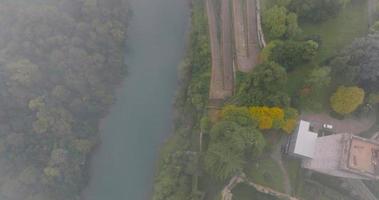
[83, 0, 189, 199]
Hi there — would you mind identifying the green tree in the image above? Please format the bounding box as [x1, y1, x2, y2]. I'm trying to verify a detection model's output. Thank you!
[286, 12, 301, 38]
[235, 127, 266, 156]
[306, 67, 331, 89]
[43, 167, 60, 177]
[300, 67, 331, 111]
[73, 139, 94, 154]
[288, 0, 345, 22]
[302, 40, 319, 60]
[209, 121, 240, 143]
[263, 6, 301, 39]
[5, 59, 41, 86]
[33, 107, 73, 135]
[238, 62, 289, 106]
[204, 142, 244, 180]
[330, 86, 365, 115]
[270, 40, 318, 70]
[370, 21, 379, 33]
[263, 6, 288, 39]
[29, 96, 45, 111]
[51, 85, 71, 101]
[206, 118, 266, 180]
[221, 105, 254, 126]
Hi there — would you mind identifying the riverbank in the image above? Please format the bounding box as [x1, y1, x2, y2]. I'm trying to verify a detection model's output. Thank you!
[152, 0, 211, 199]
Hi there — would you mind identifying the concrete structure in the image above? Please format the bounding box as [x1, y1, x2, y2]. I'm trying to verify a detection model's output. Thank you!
[288, 120, 318, 159]
[289, 120, 379, 180]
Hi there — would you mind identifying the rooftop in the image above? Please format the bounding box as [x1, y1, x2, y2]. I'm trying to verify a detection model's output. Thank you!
[292, 120, 379, 180]
[345, 136, 379, 176]
[292, 120, 318, 158]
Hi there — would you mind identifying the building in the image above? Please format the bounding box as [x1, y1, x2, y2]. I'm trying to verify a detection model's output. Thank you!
[288, 120, 379, 180]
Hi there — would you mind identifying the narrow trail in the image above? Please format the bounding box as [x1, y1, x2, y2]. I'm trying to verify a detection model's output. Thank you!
[221, 174, 299, 200]
[271, 137, 292, 195]
[344, 179, 378, 200]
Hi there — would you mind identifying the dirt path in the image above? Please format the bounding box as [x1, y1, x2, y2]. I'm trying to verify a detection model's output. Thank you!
[344, 179, 378, 200]
[221, 0, 234, 93]
[206, 0, 226, 100]
[246, 0, 260, 68]
[271, 137, 292, 194]
[221, 173, 300, 200]
[232, 0, 250, 72]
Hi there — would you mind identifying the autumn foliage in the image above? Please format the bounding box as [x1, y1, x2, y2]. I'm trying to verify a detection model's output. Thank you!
[221, 106, 299, 134]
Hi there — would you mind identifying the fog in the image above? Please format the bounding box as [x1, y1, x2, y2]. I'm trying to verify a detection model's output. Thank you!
[0, 0, 379, 200]
[0, 0, 128, 199]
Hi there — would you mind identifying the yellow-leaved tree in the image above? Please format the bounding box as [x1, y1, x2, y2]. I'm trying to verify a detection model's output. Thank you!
[249, 106, 284, 129]
[330, 86, 365, 115]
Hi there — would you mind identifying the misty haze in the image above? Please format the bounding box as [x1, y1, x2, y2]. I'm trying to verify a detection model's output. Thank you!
[0, 0, 378, 200]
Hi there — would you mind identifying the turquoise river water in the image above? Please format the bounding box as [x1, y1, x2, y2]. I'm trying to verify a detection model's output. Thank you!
[83, 0, 189, 199]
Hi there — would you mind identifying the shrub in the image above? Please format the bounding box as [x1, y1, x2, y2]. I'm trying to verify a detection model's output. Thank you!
[330, 86, 365, 115]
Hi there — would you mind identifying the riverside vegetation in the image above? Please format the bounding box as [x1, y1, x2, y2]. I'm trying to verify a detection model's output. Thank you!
[153, 0, 379, 199]
[0, 0, 129, 199]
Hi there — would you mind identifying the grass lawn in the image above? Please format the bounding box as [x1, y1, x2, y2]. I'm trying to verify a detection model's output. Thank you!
[283, 158, 305, 196]
[285, 63, 315, 99]
[232, 183, 279, 200]
[364, 180, 379, 198]
[301, 1, 369, 62]
[198, 174, 227, 200]
[245, 158, 285, 192]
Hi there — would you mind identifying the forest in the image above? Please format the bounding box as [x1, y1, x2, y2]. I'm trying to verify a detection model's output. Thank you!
[0, 0, 129, 199]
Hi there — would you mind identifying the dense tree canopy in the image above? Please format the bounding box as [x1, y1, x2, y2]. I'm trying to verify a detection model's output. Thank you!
[220, 105, 254, 127]
[262, 6, 301, 39]
[269, 40, 318, 70]
[204, 106, 266, 180]
[288, 0, 348, 22]
[330, 33, 379, 91]
[0, 0, 129, 199]
[238, 62, 290, 107]
[204, 118, 265, 180]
